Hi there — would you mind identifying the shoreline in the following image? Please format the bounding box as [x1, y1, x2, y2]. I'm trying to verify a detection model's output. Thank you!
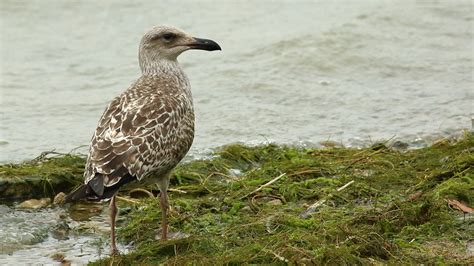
[0, 132, 473, 264]
[1, 127, 470, 165]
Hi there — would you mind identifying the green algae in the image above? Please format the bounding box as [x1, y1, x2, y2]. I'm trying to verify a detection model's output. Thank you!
[0, 153, 85, 200]
[88, 132, 473, 265]
[1, 134, 472, 264]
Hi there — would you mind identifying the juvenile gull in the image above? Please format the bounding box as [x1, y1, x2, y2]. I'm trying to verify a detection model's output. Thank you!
[65, 25, 221, 255]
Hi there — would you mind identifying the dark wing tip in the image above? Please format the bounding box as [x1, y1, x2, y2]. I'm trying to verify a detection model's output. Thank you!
[64, 185, 89, 203]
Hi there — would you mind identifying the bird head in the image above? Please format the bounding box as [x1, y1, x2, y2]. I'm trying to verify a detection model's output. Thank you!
[139, 25, 221, 73]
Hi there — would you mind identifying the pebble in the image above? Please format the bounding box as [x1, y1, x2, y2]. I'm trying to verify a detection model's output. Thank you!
[51, 221, 70, 240]
[17, 198, 51, 209]
[390, 140, 409, 151]
[53, 192, 67, 205]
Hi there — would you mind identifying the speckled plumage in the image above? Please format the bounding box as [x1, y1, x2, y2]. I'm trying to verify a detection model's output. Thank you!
[84, 64, 194, 195]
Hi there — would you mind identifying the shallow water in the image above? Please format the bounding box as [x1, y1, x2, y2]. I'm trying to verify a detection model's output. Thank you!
[0, 0, 472, 163]
[0, 202, 127, 265]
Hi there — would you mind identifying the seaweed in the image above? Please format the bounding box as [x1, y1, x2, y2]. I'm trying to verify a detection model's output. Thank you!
[88, 132, 474, 265]
[1, 134, 472, 264]
[0, 152, 85, 200]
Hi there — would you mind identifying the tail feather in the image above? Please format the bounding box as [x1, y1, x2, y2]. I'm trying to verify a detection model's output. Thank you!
[64, 174, 136, 203]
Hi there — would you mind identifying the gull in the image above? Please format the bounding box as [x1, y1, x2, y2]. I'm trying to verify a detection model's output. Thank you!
[65, 25, 221, 255]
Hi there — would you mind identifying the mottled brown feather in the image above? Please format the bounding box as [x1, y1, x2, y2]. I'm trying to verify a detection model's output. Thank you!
[84, 74, 194, 190]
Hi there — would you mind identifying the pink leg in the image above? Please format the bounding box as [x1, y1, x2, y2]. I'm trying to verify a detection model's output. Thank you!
[159, 190, 169, 240]
[109, 195, 119, 255]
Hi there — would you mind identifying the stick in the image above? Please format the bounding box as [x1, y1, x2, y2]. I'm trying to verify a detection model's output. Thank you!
[300, 180, 355, 218]
[129, 188, 155, 198]
[168, 188, 187, 194]
[307, 199, 327, 210]
[241, 173, 286, 199]
[337, 180, 355, 191]
[287, 169, 321, 177]
[264, 249, 289, 263]
[116, 196, 140, 204]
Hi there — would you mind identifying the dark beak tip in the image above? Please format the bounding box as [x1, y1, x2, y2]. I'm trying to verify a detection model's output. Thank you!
[191, 37, 222, 52]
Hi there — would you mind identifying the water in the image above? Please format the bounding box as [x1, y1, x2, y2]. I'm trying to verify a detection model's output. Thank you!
[0, 0, 472, 163]
[0, 0, 472, 263]
[0, 202, 126, 265]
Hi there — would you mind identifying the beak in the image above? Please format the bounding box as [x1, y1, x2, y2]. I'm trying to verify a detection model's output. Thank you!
[187, 37, 222, 51]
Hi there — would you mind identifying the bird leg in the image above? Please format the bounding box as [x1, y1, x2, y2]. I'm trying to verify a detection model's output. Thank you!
[159, 189, 170, 240]
[109, 195, 119, 256]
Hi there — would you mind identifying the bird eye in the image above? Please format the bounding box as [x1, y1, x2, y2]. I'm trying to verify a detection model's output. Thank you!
[162, 33, 175, 42]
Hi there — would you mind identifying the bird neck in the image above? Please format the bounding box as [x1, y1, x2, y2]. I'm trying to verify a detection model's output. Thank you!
[138, 56, 192, 100]
[140, 57, 182, 76]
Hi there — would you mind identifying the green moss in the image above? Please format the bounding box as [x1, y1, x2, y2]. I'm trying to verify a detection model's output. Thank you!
[0, 154, 85, 200]
[434, 176, 474, 204]
[2, 133, 473, 264]
[86, 132, 474, 264]
[87, 134, 474, 265]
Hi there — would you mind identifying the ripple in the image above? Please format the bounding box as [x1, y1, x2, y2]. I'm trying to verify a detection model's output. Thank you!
[0, 203, 129, 264]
